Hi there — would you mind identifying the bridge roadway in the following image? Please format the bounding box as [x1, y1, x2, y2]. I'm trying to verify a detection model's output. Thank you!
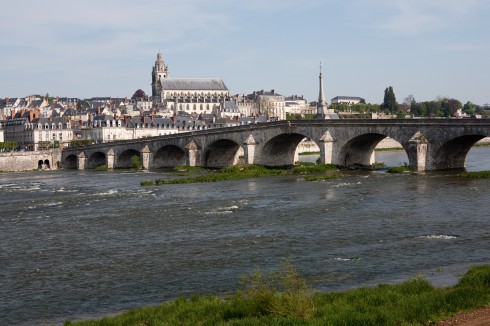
[61, 119, 490, 172]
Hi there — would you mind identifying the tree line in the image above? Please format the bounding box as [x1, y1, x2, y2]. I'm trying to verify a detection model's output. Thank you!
[329, 86, 488, 118]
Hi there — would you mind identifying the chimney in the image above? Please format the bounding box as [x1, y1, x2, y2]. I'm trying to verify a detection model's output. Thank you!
[35, 109, 40, 119]
[98, 107, 101, 115]
[5, 97, 9, 105]
[10, 110, 15, 119]
[29, 110, 34, 122]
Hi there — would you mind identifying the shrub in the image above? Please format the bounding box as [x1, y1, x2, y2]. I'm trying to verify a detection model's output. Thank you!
[131, 155, 142, 169]
[140, 180, 153, 186]
[235, 261, 315, 319]
[95, 165, 108, 171]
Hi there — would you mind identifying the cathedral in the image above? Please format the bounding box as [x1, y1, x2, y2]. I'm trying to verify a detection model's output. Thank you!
[151, 53, 230, 115]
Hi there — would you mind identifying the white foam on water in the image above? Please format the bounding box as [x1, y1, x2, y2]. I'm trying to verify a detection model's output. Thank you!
[419, 234, 458, 240]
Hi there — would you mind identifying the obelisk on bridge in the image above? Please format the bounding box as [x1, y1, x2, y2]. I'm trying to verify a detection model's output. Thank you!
[316, 62, 328, 119]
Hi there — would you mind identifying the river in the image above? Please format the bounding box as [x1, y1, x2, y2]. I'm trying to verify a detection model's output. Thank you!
[1, 147, 490, 325]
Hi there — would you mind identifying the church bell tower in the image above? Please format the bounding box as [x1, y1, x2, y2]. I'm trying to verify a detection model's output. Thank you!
[151, 52, 169, 106]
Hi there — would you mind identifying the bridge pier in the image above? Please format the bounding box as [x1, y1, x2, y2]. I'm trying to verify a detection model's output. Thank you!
[243, 134, 258, 165]
[408, 131, 429, 172]
[319, 131, 334, 164]
[77, 152, 86, 170]
[141, 146, 151, 170]
[185, 140, 199, 167]
[107, 149, 115, 169]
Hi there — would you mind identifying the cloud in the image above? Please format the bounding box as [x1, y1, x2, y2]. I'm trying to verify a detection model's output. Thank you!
[373, 0, 486, 35]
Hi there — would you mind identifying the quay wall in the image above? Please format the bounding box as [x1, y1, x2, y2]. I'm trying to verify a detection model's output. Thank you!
[0, 149, 62, 172]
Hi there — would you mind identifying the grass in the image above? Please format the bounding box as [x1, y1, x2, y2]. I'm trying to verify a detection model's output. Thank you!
[141, 164, 342, 186]
[64, 264, 490, 326]
[459, 170, 490, 178]
[94, 165, 108, 171]
[386, 165, 415, 173]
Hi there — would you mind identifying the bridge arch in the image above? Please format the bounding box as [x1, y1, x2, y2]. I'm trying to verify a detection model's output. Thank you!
[64, 154, 78, 169]
[153, 145, 186, 168]
[203, 139, 242, 168]
[259, 133, 311, 166]
[432, 135, 487, 170]
[117, 149, 141, 168]
[87, 151, 107, 169]
[338, 133, 402, 167]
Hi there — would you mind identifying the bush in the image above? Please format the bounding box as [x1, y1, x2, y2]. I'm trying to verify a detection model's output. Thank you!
[95, 165, 108, 171]
[131, 155, 142, 169]
[235, 261, 315, 319]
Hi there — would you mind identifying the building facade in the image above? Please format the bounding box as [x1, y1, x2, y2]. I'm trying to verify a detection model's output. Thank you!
[151, 53, 230, 115]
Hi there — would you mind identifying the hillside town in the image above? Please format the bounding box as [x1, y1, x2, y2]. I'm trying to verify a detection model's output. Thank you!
[1, 53, 488, 152]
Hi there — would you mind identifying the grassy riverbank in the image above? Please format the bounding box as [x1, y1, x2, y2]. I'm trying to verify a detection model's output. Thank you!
[64, 264, 490, 325]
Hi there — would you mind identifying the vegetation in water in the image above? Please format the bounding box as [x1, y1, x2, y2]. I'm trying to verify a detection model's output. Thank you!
[64, 264, 490, 326]
[144, 164, 342, 186]
[94, 165, 108, 171]
[130, 155, 142, 170]
[386, 164, 414, 173]
[459, 170, 490, 178]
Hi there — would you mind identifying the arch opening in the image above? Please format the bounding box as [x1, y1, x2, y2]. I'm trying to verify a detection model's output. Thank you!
[38, 160, 43, 170]
[87, 152, 107, 169]
[203, 139, 241, 168]
[117, 149, 141, 169]
[44, 159, 50, 170]
[339, 133, 408, 167]
[434, 135, 486, 170]
[153, 145, 186, 168]
[260, 133, 310, 167]
[64, 154, 78, 170]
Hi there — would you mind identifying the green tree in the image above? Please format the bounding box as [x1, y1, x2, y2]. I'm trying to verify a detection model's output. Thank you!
[131, 155, 142, 169]
[463, 101, 476, 115]
[381, 86, 398, 114]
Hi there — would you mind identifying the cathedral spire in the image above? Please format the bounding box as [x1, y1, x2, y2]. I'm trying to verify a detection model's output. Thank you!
[316, 62, 327, 119]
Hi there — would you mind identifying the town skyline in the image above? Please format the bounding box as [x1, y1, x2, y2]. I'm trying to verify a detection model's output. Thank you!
[1, 0, 489, 105]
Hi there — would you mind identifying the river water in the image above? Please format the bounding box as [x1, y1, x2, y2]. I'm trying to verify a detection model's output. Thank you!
[1, 147, 490, 325]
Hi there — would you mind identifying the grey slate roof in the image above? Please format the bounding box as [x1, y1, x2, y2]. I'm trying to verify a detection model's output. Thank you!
[160, 78, 228, 91]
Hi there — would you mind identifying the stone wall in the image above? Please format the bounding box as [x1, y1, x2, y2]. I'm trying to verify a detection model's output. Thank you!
[0, 149, 62, 172]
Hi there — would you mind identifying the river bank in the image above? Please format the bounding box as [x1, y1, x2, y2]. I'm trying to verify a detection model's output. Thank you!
[64, 265, 490, 325]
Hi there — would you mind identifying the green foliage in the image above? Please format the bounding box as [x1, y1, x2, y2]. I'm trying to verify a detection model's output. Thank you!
[130, 155, 142, 169]
[459, 170, 490, 178]
[387, 165, 414, 173]
[140, 180, 153, 186]
[381, 86, 398, 114]
[235, 261, 315, 319]
[64, 265, 490, 326]
[70, 140, 93, 148]
[147, 164, 342, 186]
[0, 142, 18, 152]
[95, 165, 108, 171]
[37, 141, 51, 150]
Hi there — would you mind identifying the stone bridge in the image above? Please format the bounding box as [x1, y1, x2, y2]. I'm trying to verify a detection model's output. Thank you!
[61, 119, 490, 171]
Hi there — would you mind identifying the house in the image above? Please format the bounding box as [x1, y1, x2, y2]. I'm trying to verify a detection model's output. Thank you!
[331, 96, 365, 105]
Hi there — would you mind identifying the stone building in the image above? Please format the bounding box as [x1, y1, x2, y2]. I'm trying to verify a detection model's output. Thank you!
[151, 52, 230, 115]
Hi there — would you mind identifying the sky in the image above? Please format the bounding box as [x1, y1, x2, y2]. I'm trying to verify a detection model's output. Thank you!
[1, 0, 489, 105]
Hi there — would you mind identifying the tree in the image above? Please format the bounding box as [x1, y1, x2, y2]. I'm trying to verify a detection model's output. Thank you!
[381, 86, 398, 114]
[463, 101, 476, 115]
[132, 89, 147, 99]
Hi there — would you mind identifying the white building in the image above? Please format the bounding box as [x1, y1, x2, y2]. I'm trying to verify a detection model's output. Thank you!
[331, 96, 365, 105]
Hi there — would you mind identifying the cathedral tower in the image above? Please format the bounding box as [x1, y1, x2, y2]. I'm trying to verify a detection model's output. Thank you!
[152, 52, 169, 106]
